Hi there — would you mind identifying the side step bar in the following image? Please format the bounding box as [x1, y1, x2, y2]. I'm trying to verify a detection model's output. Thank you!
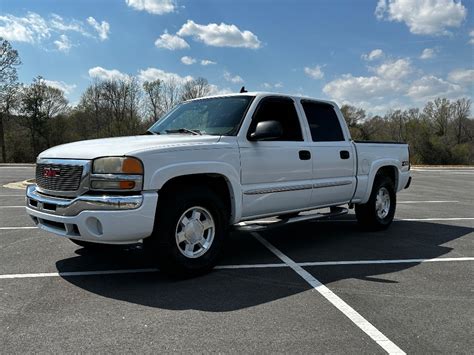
[234, 207, 348, 232]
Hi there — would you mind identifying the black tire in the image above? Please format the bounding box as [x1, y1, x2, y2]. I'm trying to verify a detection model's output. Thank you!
[355, 174, 396, 231]
[69, 238, 107, 249]
[144, 184, 228, 278]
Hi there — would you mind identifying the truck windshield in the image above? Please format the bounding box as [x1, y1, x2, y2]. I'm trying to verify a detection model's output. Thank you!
[148, 96, 254, 136]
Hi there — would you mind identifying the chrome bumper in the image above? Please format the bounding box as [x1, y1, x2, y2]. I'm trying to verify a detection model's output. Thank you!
[26, 184, 143, 216]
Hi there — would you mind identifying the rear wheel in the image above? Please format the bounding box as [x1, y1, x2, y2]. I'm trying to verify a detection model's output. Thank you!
[355, 175, 396, 231]
[144, 185, 228, 278]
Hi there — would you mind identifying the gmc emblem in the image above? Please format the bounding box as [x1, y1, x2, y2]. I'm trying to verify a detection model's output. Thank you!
[43, 167, 61, 178]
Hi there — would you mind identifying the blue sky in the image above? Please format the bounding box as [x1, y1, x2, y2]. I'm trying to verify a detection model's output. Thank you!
[1, 0, 473, 114]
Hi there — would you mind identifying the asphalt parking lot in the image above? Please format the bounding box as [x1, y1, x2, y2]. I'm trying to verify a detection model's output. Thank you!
[1, 165, 473, 354]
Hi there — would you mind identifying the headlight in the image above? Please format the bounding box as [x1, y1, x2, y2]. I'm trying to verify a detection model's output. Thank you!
[90, 157, 144, 191]
[93, 157, 143, 174]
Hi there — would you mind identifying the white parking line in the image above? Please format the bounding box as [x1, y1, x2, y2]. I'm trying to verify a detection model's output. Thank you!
[0, 227, 36, 230]
[400, 217, 474, 221]
[0, 268, 159, 279]
[0, 206, 24, 209]
[1, 257, 472, 279]
[252, 232, 406, 355]
[398, 201, 459, 204]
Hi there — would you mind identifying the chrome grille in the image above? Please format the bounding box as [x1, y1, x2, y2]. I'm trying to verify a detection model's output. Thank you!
[36, 163, 84, 192]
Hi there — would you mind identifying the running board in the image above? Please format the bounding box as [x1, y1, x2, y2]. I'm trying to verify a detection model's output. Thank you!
[233, 207, 348, 232]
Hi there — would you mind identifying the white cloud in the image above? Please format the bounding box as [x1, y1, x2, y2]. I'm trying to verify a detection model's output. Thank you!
[43, 79, 76, 95]
[0, 12, 50, 43]
[375, 0, 467, 35]
[407, 75, 462, 101]
[177, 20, 261, 49]
[88, 66, 130, 81]
[469, 30, 474, 45]
[262, 82, 283, 90]
[448, 69, 474, 85]
[323, 74, 405, 103]
[0, 12, 109, 50]
[372, 58, 412, 79]
[362, 49, 384, 61]
[180, 56, 196, 65]
[208, 85, 233, 96]
[54, 34, 72, 53]
[87, 17, 110, 41]
[420, 48, 437, 59]
[304, 65, 324, 80]
[200, 59, 216, 66]
[138, 67, 193, 85]
[125, 0, 176, 15]
[154, 31, 189, 50]
[224, 71, 244, 84]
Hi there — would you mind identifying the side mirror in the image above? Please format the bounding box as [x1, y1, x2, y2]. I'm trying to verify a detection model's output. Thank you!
[249, 120, 283, 141]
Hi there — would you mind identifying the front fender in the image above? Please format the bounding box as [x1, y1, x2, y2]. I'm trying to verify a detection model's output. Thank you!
[148, 161, 242, 223]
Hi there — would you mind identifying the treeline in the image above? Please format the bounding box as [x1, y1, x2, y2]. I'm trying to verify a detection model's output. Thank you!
[1, 75, 213, 162]
[341, 98, 473, 164]
[0, 38, 473, 164]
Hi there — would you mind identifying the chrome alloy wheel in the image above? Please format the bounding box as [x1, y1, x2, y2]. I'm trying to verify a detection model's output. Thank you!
[175, 206, 215, 258]
[375, 187, 391, 219]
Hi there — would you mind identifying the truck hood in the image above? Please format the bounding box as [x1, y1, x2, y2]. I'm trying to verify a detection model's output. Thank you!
[38, 135, 222, 160]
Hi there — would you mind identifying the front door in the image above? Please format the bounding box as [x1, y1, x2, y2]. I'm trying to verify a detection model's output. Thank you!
[239, 96, 313, 218]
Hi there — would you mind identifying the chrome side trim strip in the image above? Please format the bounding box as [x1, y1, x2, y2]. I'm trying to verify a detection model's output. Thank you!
[26, 185, 143, 216]
[244, 184, 313, 195]
[313, 180, 353, 189]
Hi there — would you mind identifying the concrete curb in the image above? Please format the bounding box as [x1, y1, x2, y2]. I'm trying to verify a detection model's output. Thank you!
[3, 179, 35, 190]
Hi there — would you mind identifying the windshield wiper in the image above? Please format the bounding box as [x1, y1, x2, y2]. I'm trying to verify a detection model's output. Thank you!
[165, 128, 202, 135]
[144, 130, 160, 135]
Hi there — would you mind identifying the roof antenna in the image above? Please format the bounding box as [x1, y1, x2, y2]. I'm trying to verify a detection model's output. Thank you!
[239, 86, 247, 93]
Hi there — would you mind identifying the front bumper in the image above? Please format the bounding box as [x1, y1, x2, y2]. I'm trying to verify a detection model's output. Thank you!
[25, 185, 158, 244]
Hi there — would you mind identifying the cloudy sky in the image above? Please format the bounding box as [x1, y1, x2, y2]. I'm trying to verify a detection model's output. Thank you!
[1, 0, 473, 114]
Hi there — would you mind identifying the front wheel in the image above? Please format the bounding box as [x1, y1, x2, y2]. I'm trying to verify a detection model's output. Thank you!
[144, 185, 228, 278]
[355, 175, 396, 231]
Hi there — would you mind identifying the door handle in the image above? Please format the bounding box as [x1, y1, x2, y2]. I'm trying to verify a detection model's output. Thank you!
[340, 150, 350, 159]
[299, 150, 311, 160]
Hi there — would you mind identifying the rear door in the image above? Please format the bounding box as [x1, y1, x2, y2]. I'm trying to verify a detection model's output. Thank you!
[239, 96, 313, 218]
[298, 100, 356, 207]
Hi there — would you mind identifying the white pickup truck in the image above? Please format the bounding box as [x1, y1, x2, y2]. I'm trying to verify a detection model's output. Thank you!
[26, 92, 411, 276]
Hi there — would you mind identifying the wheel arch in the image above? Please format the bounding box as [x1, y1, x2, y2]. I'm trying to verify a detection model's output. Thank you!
[361, 160, 400, 204]
[149, 163, 242, 224]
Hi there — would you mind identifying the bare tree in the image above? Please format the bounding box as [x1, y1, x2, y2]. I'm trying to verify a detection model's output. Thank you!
[423, 98, 452, 137]
[161, 79, 181, 115]
[0, 38, 21, 162]
[452, 98, 471, 144]
[143, 79, 163, 122]
[180, 77, 211, 101]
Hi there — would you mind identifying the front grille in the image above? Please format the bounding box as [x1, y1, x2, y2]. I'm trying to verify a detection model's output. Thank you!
[36, 163, 83, 192]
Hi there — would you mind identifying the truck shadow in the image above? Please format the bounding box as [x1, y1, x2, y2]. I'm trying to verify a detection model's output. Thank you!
[55, 220, 473, 312]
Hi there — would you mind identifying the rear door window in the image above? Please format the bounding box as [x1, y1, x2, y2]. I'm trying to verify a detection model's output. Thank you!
[301, 101, 345, 142]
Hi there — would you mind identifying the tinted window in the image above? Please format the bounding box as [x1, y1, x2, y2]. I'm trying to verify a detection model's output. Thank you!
[249, 97, 303, 141]
[301, 101, 344, 142]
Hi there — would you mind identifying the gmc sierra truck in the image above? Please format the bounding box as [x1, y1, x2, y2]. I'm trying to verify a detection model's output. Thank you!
[26, 93, 411, 276]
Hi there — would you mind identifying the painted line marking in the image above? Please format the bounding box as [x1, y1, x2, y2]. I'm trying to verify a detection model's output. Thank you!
[399, 217, 474, 221]
[0, 268, 159, 279]
[0, 206, 25, 209]
[252, 232, 406, 355]
[0, 195, 25, 197]
[0, 227, 36, 230]
[398, 200, 459, 204]
[0, 257, 472, 280]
